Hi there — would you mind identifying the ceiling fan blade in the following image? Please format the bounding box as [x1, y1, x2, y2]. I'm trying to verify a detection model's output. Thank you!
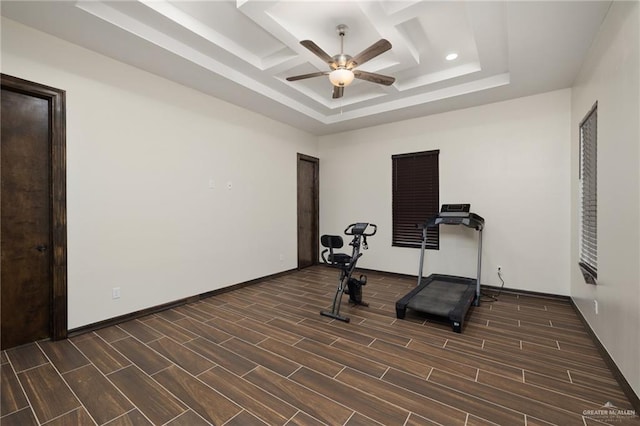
[286, 71, 329, 82]
[347, 39, 392, 68]
[353, 70, 395, 86]
[332, 86, 344, 99]
[300, 40, 334, 65]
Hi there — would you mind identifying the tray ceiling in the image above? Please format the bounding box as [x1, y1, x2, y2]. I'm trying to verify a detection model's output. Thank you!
[1, 1, 611, 135]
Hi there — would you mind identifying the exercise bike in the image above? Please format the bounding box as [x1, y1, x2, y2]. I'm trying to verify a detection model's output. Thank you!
[320, 222, 377, 322]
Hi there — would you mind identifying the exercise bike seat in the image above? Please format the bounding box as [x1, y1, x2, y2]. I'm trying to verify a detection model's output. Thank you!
[328, 253, 352, 265]
[321, 235, 352, 267]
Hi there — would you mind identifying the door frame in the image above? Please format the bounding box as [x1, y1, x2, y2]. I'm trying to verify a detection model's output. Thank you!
[1, 74, 68, 341]
[297, 153, 319, 269]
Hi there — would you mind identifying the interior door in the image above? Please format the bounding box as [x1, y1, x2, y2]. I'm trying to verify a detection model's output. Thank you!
[297, 154, 319, 269]
[1, 75, 67, 349]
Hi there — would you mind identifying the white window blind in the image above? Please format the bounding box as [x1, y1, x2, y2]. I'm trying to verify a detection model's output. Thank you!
[579, 103, 597, 284]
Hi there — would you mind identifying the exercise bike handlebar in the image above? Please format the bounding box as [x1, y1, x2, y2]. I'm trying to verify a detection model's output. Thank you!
[344, 223, 377, 236]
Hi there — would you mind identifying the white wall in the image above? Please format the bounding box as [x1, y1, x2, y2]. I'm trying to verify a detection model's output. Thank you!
[1, 18, 318, 329]
[319, 90, 572, 295]
[570, 1, 640, 400]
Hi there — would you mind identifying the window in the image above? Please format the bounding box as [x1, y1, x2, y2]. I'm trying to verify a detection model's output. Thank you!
[392, 150, 439, 249]
[579, 103, 597, 284]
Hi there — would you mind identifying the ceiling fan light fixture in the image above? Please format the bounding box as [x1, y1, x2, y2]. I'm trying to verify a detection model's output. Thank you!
[329, 68, 355, 87]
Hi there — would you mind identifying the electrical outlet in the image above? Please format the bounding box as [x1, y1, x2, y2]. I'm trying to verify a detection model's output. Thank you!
[112, 287, 121, 299]
[279, 254, 284, 261]
[497, 265, 502, 273]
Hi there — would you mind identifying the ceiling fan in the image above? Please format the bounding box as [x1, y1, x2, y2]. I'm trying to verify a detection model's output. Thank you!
[286, 24, 395, 99]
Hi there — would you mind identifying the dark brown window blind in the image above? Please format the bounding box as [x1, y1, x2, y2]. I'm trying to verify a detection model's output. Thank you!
[392, 150, 439, 249]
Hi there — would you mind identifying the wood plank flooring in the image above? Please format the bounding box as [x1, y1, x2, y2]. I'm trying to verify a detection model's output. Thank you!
[2, 266, 638, 425]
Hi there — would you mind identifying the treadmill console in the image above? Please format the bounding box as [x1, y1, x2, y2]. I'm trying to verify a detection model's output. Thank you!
[439, 204, 470, 217]
[428, 204, 484, 230]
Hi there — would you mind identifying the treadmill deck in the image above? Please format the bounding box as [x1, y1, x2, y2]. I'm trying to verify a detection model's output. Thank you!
[396, 274, 477, 333]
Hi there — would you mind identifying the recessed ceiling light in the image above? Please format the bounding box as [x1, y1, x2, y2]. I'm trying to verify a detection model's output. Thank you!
[446, 53, 459, 61]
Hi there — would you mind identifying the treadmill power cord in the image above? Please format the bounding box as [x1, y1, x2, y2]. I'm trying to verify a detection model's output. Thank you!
[481, 269, 505, 302]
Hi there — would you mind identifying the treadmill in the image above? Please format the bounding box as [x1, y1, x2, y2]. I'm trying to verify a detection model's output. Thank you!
[395, 204, 484, 333]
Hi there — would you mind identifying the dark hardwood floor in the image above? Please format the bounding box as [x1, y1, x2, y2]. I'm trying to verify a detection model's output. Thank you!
[1, 266, 638, 425]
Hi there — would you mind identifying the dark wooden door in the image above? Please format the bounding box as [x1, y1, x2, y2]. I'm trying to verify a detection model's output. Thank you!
[1, 75, 67, 349]
[297, 154, 319, 269]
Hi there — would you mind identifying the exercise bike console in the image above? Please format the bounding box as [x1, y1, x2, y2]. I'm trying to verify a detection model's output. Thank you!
[320, 222, 376, 322]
